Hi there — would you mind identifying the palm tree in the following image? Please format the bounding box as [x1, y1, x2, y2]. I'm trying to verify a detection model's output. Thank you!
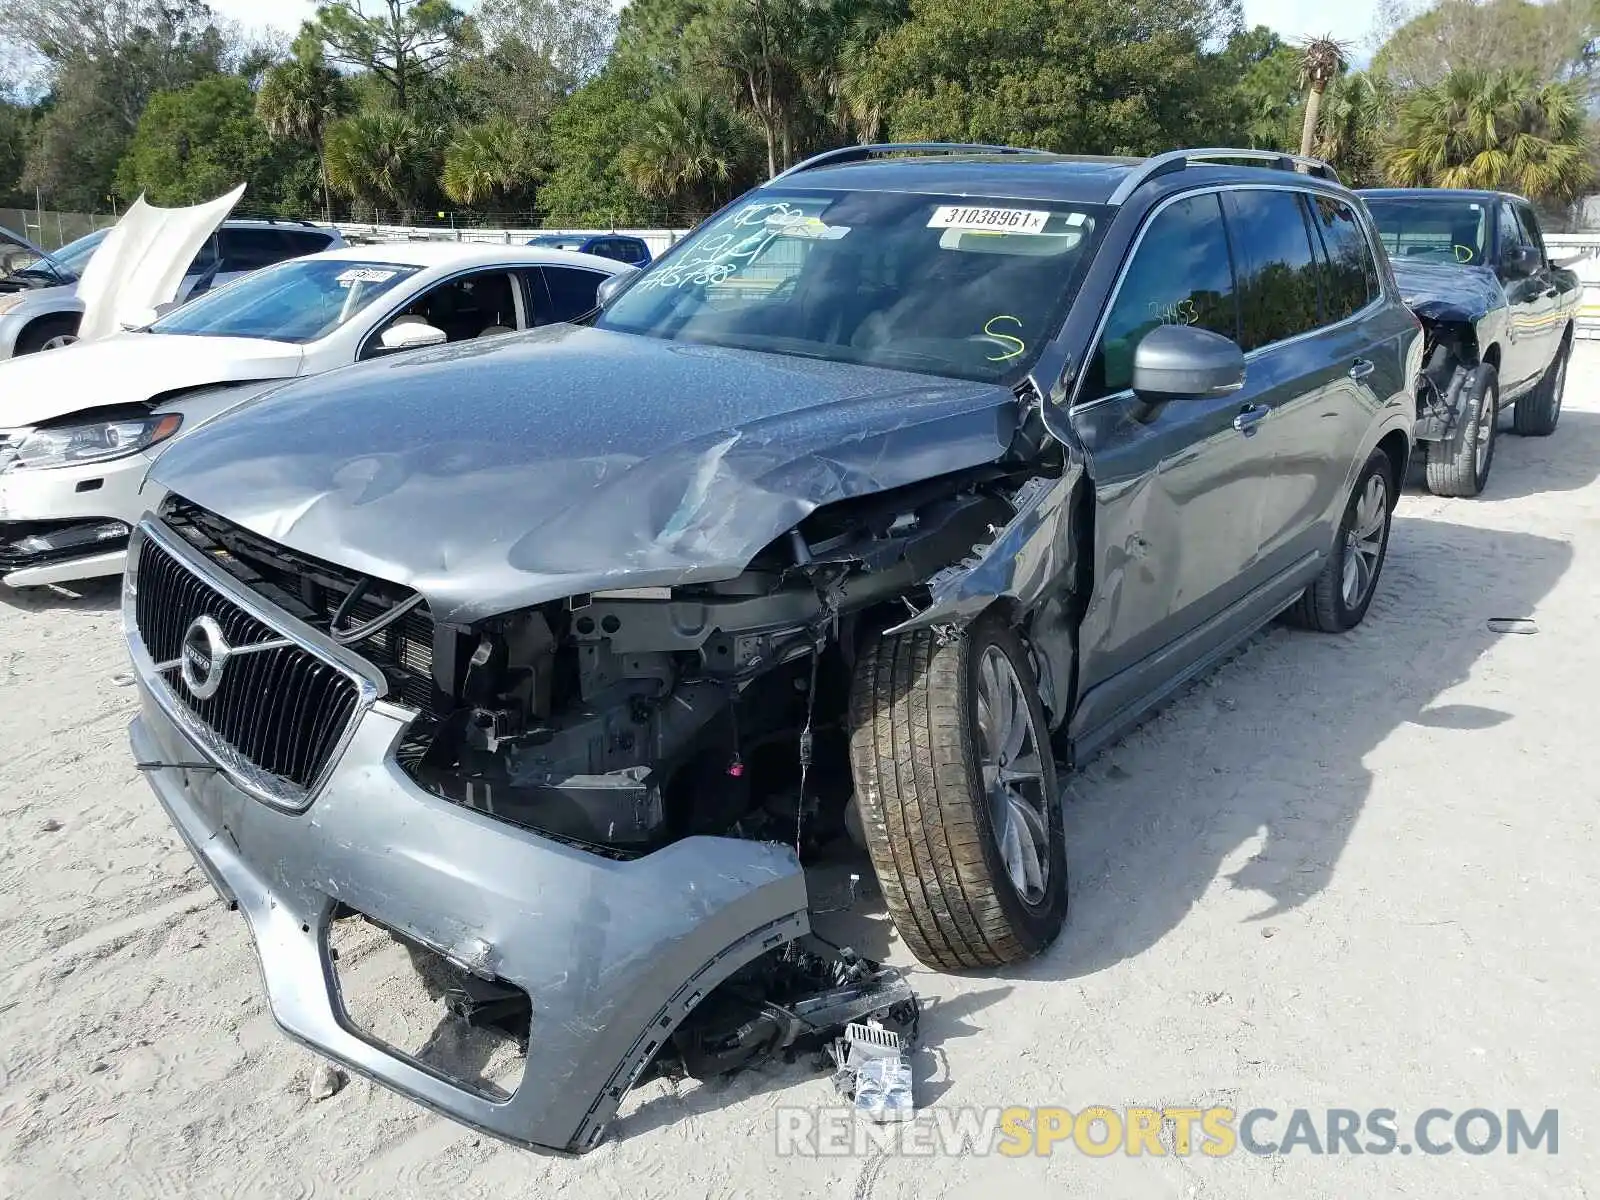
[442, 117, 540, 208]
[1313, 71, 1394, 188]
[1297, 35, 1349, 158]
[620, 89, 760, 216]
[256, 37, 352, 220]
[324, 112, 441, 221]
[1387, 69, 1594, 202]
[807, 0, 908, 145]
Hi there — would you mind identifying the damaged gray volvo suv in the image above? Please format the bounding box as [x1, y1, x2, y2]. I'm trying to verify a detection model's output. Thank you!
[125, 145, 1417, 1153]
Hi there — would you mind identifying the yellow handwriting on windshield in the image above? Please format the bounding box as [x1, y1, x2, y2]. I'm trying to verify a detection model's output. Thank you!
[983, 314, 1026, 362]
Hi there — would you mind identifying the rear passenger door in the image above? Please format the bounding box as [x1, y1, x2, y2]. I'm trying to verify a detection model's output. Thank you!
[1069, 191, 1283, 736]
[1223, 189, 1364, 574]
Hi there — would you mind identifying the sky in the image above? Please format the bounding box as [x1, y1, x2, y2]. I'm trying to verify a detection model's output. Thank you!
[210, 0, 1388, 50]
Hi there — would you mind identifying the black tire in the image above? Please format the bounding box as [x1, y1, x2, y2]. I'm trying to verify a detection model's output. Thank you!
[1286, 448, 1394, 633]
[1512, 337, 1569, 437]
[1423, 363, 1498, 497]
[12, 314, 80, 355]
[848, 613, 1067, 971]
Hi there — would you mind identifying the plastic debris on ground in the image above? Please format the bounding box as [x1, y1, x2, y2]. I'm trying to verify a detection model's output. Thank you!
[829, 1017, 916, 1123]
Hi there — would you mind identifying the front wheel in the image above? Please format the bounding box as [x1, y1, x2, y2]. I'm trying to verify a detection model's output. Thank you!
[848, 614, 1067, 971]
[1286, 448, 1394, 633]
[12, 314, 80, 355]
[1423, 363, 1497, 497]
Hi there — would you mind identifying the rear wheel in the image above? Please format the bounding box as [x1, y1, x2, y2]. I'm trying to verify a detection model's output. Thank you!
[848, 614, 1067, 971]
[1286, 448, 1394, 633]
[1423, 363, 1497, 497]
[12, 314, 80, 355]
[1512, 338, 1568, 437]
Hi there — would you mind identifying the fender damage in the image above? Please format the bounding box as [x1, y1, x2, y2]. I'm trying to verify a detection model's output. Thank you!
[1390, 260, 1504, 442]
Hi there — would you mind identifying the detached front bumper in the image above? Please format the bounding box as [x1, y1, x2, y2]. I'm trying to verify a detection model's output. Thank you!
[131, 688, 809, 1154]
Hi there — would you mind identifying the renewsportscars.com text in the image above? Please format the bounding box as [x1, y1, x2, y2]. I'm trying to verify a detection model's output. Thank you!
[773, 1105, 1559, 1158]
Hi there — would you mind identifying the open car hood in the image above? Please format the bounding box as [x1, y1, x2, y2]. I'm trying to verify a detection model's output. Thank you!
[148, 324, 1018, 624]
[74, 185, 245, 343]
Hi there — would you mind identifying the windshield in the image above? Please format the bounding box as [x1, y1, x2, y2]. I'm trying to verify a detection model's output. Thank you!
[0, 231, 70, 291]
[596, 190, 1103, 383]
[530, 236, 587, 250]
[1364, 198, 1488, 266]
[46, 228, 109, 279]
[148, 258, 423, 343]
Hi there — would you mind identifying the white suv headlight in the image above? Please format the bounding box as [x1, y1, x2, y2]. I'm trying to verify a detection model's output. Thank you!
[8, 413, 183, 471]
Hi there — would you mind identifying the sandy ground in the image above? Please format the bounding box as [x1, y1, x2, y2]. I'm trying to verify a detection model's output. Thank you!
[3, 349, 1598, 1199]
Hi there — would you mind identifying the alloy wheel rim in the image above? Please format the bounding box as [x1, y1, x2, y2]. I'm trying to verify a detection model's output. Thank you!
[40, 334, 76, 351]
[1553, 356, 1566, 419]
[1474, 387, 1495, 477]
[975, 644, 1050, 904]
[1340, 473, 1387, 609]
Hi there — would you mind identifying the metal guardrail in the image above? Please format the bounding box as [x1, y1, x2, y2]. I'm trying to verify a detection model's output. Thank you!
[1544, 234, 1600, 339]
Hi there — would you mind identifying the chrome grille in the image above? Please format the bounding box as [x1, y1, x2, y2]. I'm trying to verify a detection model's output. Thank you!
[133, 533, 364, 802]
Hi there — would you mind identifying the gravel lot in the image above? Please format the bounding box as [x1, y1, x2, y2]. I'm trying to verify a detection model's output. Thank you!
[3, 349, 1597, 1199]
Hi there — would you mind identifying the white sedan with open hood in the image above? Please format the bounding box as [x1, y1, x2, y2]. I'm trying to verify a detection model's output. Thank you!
[0, 240, 627, 587]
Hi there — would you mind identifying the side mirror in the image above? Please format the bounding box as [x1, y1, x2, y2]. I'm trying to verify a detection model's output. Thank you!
[1131, 323, 1246, 400]
[378, 321, 447, 352]
[596, 265, 641, 310]
[1502, 244, 1542, 276]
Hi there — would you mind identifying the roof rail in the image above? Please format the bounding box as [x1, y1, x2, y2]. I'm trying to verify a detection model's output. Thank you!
[770, 142, 1053, 183]
[1107, 148, 1341, 205]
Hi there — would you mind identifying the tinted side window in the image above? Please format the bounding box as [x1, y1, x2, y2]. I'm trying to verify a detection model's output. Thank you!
[219, 228, 293, 272]
[281, 229, 335, 257]
[1495, 204, 1524, 261]
[540, 266, 605, 321]
[1308, 196, 1378, 322]
[618, 239, 648, 263]
[187, 235, 219, 275]
[1082, 193, 1237, 402]
[1513, 205, 1547, 263]
[1225, 191, 1322, 351]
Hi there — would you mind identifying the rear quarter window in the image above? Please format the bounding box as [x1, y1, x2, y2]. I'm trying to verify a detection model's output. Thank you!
[1307, 196, 1379, 321]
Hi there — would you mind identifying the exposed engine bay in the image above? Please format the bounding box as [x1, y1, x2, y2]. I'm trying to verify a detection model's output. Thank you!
[156, 465, 1050, 1092]
[1412, 317, 1481, 442]
[158, 465, 1052, 862]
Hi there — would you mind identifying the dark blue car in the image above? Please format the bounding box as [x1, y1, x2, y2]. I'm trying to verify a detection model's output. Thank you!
[525, 233, 652, 266]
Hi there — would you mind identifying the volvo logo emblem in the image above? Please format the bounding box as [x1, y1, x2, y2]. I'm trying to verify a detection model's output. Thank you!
[153, 611, 292, 699]
[180, 615, 229, 700]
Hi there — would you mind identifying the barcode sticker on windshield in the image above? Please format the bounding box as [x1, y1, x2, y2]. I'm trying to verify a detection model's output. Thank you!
[928, 206, 1050, 234]
[335, 267, 397, 285]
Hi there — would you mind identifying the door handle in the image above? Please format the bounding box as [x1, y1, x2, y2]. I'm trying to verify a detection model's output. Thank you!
[1232, 403, 1269, 434]
[1349, 357, 1376, 381]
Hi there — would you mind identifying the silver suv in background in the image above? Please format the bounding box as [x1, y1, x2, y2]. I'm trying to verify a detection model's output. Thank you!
[0, 218, 346, 358]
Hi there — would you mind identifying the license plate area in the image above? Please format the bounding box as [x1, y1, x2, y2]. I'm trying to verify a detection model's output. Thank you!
[327, 908, 530, 1100]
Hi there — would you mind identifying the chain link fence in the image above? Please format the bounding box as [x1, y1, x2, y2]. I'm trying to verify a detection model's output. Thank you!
[0, 208, 125, 251]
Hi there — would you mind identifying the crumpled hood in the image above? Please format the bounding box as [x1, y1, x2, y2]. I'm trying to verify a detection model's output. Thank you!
[1388, 259, 1504, 322]
[150, 324, 1018, 624]
[0, 332, 303, 426]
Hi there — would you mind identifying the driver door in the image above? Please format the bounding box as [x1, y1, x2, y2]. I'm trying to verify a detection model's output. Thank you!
[1069, 191, 1279, 744]
[1495, 201, 1548, 393]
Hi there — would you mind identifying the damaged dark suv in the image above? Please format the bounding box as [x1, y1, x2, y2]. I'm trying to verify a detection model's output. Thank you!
[124, 145, 1416, 1154]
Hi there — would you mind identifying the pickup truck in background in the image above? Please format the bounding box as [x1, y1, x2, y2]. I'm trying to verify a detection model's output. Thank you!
[1360, 188, 1580, 498]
